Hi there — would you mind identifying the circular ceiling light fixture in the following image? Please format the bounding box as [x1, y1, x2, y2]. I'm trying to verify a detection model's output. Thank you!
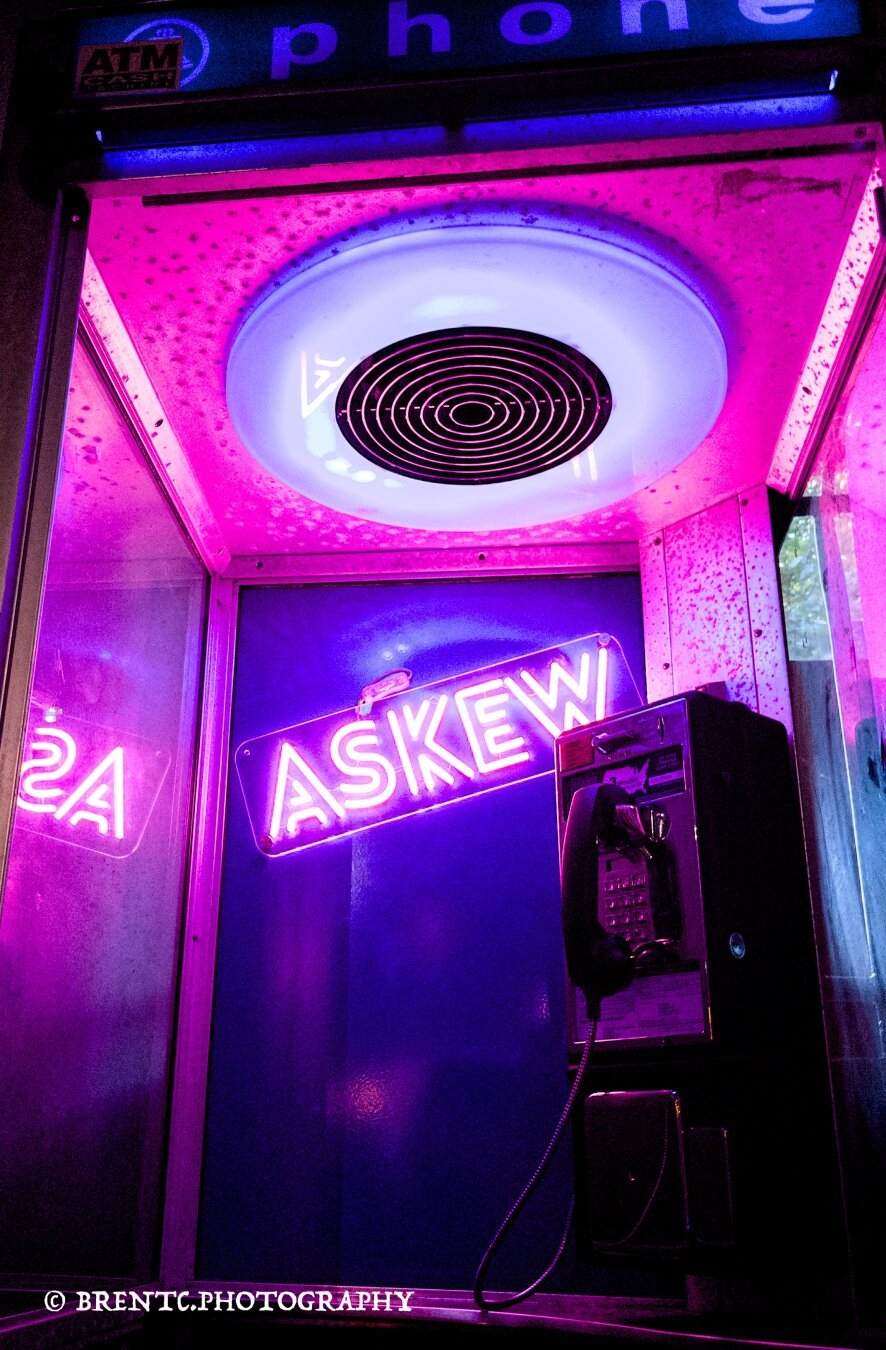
[335, 326, 613, 486]
[226, 217, 727, 530]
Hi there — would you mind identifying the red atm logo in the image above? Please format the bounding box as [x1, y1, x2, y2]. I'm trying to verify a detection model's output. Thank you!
[75, 38, 184, 96]
[235, 634, 639, 858]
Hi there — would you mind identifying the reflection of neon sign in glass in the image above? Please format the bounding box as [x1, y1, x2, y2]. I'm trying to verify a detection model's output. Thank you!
[16, 712, 170, 859]
[236, 634, 640, 857]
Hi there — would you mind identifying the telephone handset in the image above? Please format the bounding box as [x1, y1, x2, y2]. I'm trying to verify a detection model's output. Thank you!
[562, 782, 677, 1019]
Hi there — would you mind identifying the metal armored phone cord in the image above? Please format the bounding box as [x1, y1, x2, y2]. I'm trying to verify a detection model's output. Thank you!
[472, 1020, 597, 1311]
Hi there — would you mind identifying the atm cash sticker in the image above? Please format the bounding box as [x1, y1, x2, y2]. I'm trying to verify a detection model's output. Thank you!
[75, 38, 183, 96]
[236, 633, 641, 857]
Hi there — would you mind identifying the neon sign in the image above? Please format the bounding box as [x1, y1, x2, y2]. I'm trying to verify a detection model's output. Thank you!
[16, 711, 170, 859]
[235, 633, 640, 857]
[76, 3, 861, 100]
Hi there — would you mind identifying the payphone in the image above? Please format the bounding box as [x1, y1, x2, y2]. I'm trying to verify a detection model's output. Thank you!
[558, 692, 782, 1055]
[556, 693, 846, 1293]
[476, 693, 848, 1316]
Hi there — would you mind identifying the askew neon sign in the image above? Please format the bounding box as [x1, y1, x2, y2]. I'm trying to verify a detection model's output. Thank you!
[16, 710, 170, 859]
[236, 633, 638, 857]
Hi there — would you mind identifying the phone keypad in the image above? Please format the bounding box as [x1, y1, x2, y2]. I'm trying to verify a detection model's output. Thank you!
[601, 871, 651, 945]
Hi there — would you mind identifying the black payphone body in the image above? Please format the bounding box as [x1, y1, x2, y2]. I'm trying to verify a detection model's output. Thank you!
[556, 694, 848, 1306]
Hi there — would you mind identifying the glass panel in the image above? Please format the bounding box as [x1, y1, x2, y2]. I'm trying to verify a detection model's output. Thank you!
[778, 303, 886, 1336]
[0, 339, 206, 1279]
[196, 575, 668, 1297]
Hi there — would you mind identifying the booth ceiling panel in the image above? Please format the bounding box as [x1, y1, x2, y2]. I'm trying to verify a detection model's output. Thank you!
[83, 148, 872, 555]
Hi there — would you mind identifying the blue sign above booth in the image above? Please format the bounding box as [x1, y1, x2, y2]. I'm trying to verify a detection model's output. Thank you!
[75, 1, 862, 96]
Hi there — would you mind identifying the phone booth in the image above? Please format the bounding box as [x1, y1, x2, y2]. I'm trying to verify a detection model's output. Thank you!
[0, 2, 884, 1343]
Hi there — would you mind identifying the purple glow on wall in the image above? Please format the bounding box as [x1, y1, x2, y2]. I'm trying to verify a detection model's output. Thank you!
[235, 633, 639, 857]
[0, 334, 206, 1279]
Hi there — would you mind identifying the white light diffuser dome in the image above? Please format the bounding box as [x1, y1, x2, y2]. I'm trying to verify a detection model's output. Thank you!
[226, 215, 728, 530]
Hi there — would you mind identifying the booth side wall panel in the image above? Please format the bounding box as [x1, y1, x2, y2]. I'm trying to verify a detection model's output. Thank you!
[641, 486, 792, 732]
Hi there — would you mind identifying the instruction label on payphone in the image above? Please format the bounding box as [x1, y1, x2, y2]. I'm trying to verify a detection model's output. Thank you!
[574, 972, 707, 1044]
